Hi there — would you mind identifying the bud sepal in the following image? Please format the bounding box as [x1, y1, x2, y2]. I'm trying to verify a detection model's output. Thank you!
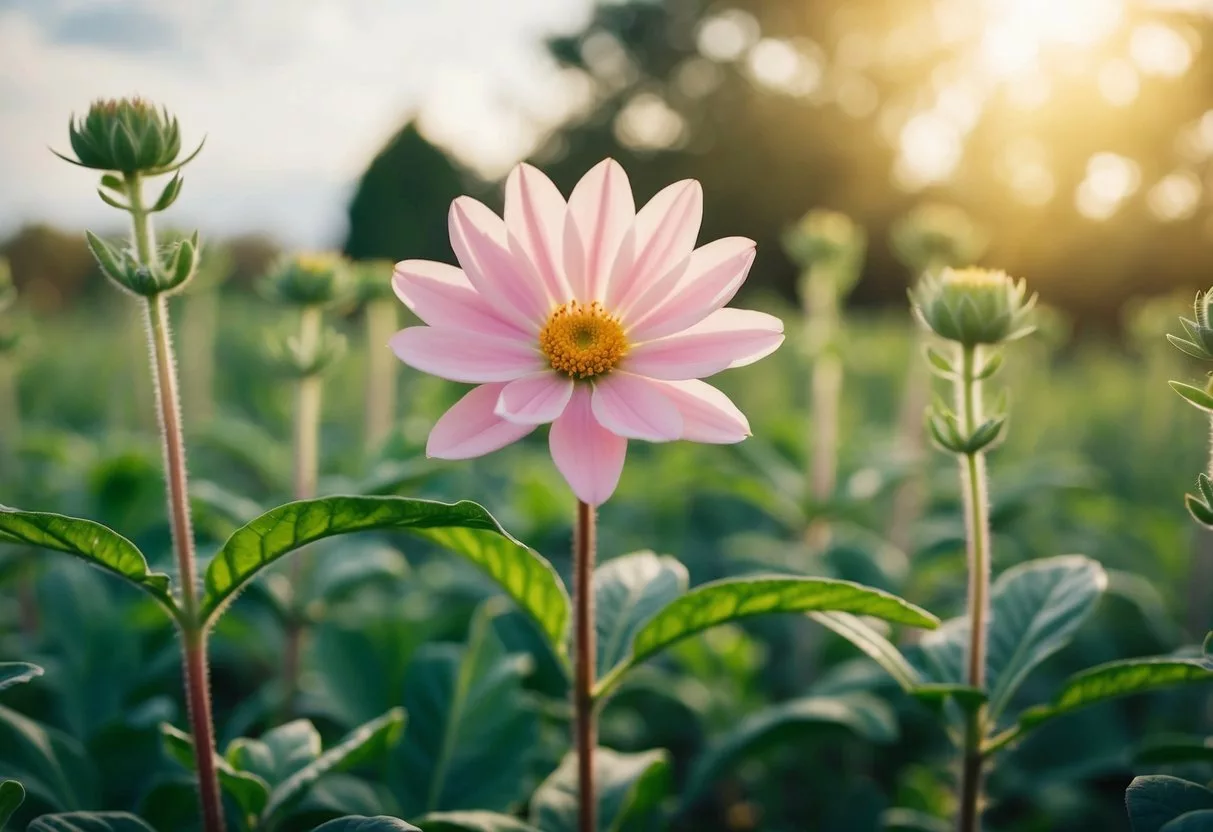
[910, 268, 1037, 347]
[1186, 474, 1213, 528]
[55, 98, 203, 176]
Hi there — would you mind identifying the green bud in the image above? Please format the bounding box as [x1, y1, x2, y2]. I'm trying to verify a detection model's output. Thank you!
[353, 259, 397, 304]
[891, 202, 987, 275]
[910, 267, 1036, 346]
[783, 210, 865, 269]
[264, 324, 347, 377]
[59, 98, 201, 176]
[262, 252, 350, 307]
[1167, 289, 1213, 362]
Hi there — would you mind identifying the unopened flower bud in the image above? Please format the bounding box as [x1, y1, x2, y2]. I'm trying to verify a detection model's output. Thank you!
[892, 203, 987, 275]
[60, 98, 199, 175]
[263, 252, 350, 308]
[353, 259, 396, 304]
[910, 267, 1036, 346]
[783, 210, 865, 270]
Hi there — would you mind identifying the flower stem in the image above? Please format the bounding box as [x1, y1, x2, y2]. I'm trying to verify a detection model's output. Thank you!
[127, 173, 226, 832]
[955, 343, 991, 832]
[281, 305, 324, 719]
[573, 499, 598, 832]
[364, 297, 398, 454]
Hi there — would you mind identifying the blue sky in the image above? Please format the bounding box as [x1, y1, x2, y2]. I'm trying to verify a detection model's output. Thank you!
[0, 0, 594, 245]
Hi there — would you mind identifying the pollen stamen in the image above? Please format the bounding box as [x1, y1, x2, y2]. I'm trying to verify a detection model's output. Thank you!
[539, 301, 628, 379]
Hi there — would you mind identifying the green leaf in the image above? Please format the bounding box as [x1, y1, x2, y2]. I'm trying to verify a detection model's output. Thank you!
[27, 814, 156, 832]
[1127, 775, 1213, 832]
[414, 812, 541, 832]
[0, 780, 24, 830]
[911, 684, 988, 713]
[530, 748, 670, 832]
[809, 612, 923, 692]
[393, 600, 538, 816]
[597, 575, 938, 697]
[924, 345, 955, 377]
[159, 723, 271, 820]
[0, 704, 93, 812]
[882, 808, 951, 832]
[1137, 736, 1213, 766]
[1018, 656, 1213, 734]
[0, 663, 43, 693]
[227, 720, 320, 786]
[682, 693, 897, 805]
[919, 555, 1106, 720]
[1171, 381, 1213, 412]
[312, 818, 420, 832]
[200, 497, 569, 656]
[1162, 811, 1213, 831]
[594, 552, 687, 680]
[0, 507, 175, 616]
[263, 708, 405, 823]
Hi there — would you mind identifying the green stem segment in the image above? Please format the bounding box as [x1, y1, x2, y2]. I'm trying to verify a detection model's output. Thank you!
[574, 500, 598, 832]
[955, 344, 991, 832]
[128, 173, 226, 832]
[364, 297, 398, 453]
[282, 304, 324, 718]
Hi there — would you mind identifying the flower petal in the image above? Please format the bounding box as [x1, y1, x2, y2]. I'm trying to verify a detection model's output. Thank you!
[449, 196, 549, 327]
[427, 383, 535, 460]
[495, 371, 575, 425]
[563, 158, 635, 301]
[590, 372, 683, 441]
[651, 379, 751, 443]
[390, 326, 545, 383]
[607, 179, 703, 316]
[392, 260, 529, 340]
[624, 308, 785, 380]
[505, 163, 570, 304]
[549, 385, 627, 505]
[626, 237, 757, 341]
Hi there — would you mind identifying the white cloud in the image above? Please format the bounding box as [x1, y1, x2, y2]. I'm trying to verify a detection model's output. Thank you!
[0, 0, 593, 246]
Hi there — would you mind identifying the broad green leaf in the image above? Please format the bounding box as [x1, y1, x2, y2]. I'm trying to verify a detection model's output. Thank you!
[0, 780, 24, 830]
[530, 748, 670, 832]
[0, 663, 43, 693]
[312, 818, 420, 832]
[1162, 811, 1213, 831]
[682, 693, 898, 805]
[0, 704, 92, 811]
[919, 555, 1106, 720]
[200, 497, 569, 656]
[0, 507, 174, 615]
[1137, 736, 1213, 766]
[415, 812, 541, 831]
[1018, 656, 1213, 735]
[809, 612, 922, 691]
[238, 719, 322, 785]
[594, 552, 687, 679]
[263, 708, 405, 822]
[27, 814, 156, 832]
[596, 575, 938, 696]
[159, 723, 270, 819]
[1127, 776, 1213, 832]
[393, 601, 538, 815]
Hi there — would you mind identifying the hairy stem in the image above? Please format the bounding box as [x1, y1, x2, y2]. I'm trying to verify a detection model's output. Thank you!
[128, 173, 225, 832]
[282, 304, 324, 719]
[364, 297, 398, 454]
[574, 500, 598, 832]
[955, 343, 991, 832]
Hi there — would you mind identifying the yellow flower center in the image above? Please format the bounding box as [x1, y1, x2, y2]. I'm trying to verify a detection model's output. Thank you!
[944, 267, 1007, 289]
[539, 301, 628, 379]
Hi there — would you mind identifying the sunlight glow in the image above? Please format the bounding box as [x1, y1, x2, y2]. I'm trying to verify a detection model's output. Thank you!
[895, 112, 963, 189]
[977, 0, 1124, 77]
[1147, 170, 1203, 220]
[1076, 152, 1140, 219]
[1129, 23, 1195, 77]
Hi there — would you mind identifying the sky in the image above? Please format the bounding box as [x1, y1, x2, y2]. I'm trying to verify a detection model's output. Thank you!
[0, 0, 594, 246]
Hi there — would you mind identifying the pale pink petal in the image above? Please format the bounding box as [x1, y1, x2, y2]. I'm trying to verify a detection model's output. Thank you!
[495, 371, 574, 425]
[607, 180, 703, 315]
[549, 386, 627, 506]
[392, 260, 529, 340]
[590, 372, 682, 442]
[427, 383, 535, 460]
[623, 309, 785, 380]
[563, 159, 635, 301]
[505, 164, 570, 304]
[625, 238, 757, 341]
[652, 379, 751, 443]
[390, 327, 545, 383]
[449, 197, 549, 327]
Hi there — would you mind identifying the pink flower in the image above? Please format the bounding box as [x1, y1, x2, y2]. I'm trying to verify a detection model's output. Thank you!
[391, 159, 784, 505]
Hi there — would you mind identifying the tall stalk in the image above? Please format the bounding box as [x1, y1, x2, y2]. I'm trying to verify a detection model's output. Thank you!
[953, 344, 991, 832]
[127, 172, 226, 832]
[364, 296, 398, 453]
[804, 266, 842, 512]
[573, 500, 598, 832]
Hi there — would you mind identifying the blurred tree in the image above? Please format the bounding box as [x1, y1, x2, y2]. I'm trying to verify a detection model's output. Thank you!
[0, 223, 97, 312]
[343, 122, 471, 265]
